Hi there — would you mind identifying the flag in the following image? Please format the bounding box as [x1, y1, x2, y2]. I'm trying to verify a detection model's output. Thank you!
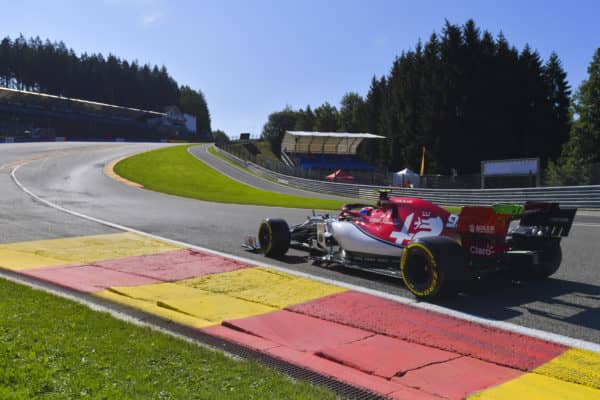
[420, 146, 426, 176]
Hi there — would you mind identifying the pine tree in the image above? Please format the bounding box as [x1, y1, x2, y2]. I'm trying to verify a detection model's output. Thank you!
[261, 107, 298, 155]
[314, 102, 339, 131]
[338, 92, 366, 132]
[0, 34, 183, 112]
[294, 105, 315, 131]
[543, 52, 571, 160]
[546, 48, 600, 185]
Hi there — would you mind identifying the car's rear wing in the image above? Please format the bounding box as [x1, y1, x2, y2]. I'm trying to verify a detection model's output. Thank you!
[457, 202, 577, 238]
[456, 202, 576, 260]
[456, 206, 513, 237]
[519, 202, 577, 237]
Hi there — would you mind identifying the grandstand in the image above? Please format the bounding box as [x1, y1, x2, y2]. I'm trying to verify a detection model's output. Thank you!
[280, 131, 385, 172]
[0, 87, 204, 141]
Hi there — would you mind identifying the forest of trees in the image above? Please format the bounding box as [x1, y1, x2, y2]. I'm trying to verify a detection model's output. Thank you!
[262, 20, 575, 175]
[546, 48, 600, 185]
[0, 34, 211, 135]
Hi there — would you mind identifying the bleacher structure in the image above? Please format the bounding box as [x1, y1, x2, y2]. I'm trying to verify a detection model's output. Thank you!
[280, 131, 385, 176]
[0, 87, 204, 141]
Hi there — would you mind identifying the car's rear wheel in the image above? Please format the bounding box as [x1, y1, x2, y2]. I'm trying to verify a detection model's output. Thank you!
[509, 239, 563, 280]
[401, 236, 468, 300]
[258, 218, 290, 257]
[525, 241, 562, 279]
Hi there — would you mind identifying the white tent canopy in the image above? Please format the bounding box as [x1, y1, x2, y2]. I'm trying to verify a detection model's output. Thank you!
[281, 131, 385, 155]
[392, 168, 420, 187]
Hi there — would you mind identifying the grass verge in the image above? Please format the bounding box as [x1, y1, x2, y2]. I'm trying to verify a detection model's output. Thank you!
[114, 145, 347, 210]
[209, 146, 464, 214]
[208, 145, 264, 180]
[0, 278, 336, 399]
[226, 140, 280, 164]
[116, 145, 462, 213]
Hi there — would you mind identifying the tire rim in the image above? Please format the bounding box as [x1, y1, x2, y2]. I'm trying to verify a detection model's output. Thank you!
[258, 223, 271, 251]
[404, 249, 434, 292]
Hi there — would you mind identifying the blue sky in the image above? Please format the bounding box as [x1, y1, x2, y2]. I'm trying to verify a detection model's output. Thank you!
[2, 0, 598, 137]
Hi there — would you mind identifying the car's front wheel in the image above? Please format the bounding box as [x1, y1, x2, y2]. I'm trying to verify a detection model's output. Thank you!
[258, 218, 290, 257]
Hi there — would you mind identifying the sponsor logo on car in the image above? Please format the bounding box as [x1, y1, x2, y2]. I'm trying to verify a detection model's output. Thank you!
[390, 212, 444, 244]
[468, 224, 496, 234]
[469, 243, 496, 257]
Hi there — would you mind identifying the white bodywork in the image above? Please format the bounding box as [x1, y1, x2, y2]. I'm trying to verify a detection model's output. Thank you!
[331, 221, 405, 257]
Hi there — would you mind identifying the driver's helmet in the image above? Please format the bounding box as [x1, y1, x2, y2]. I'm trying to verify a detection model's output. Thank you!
[359, 206, 374, 216]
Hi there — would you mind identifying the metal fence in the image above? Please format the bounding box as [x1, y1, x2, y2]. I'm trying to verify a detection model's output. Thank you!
[220, 142, 600, 189]
[214, 146, 600, 209]
[221, 143, 392, 186]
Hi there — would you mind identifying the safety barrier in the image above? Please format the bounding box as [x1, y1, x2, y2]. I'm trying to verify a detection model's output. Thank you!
[214, 146, 600, 209]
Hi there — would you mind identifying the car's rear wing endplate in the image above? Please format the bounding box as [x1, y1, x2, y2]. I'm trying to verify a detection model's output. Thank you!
[520, 202, 577, 237]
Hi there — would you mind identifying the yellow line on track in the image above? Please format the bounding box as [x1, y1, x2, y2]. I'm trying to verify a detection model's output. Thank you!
[103, 157, 144, 188]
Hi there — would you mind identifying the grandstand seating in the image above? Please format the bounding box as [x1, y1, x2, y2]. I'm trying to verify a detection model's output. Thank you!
[292, 153, 375, 171]
[0, 87, 194, 141]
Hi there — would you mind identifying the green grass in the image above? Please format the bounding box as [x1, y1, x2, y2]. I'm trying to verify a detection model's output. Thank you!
[252, 141, 280, 163]
[227, 140, 280, 164]
[209, 146, 464, 214]
[115, 145, 348, 210]
[0, 278, 337, 400]
[117, 145, 463, 213]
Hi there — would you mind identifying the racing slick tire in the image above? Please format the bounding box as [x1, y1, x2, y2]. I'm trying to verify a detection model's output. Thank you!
[258, 218, 290, 258]
[400, 236, 468, 300]
[508, 240, 563, 280]
[528, 241, 563, 279]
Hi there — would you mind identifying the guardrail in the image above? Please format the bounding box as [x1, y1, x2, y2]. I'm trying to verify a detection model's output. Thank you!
[214, 146, 600, 209]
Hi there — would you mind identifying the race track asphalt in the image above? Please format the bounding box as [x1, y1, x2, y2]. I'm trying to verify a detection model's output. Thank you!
[1, 142, 599, 344]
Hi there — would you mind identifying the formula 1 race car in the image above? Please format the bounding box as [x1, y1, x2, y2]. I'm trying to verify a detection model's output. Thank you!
[244, 190, 577, 300]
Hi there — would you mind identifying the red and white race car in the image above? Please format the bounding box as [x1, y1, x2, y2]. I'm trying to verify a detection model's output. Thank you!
[245, 191, 577, 299]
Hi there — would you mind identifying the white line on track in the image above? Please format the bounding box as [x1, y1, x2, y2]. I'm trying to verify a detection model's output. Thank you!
[10, 163, 600, 354]
[577, 212, 600, 217]
[573, 222, 600, 229]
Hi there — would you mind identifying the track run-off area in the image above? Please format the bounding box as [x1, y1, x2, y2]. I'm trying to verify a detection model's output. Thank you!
[1, 142, 599, 399]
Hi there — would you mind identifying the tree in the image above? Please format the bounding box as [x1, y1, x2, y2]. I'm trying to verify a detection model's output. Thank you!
[546, 48, 600, 185]
[294, 105, 315, 131]
[571, 48, 600, 159]
[314, 102, 338, 131]
[0, 34, 184, 112]
[211, 129, 230, 145]
[261, 107, 298, 155]
[338, 92, 366, 132]
[258, 20, 571, 174]
[179, 86, 211, 135]
[359, 76, 387, 165]
[0, 37, 11, 86]
[543, 53, 571, 160]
